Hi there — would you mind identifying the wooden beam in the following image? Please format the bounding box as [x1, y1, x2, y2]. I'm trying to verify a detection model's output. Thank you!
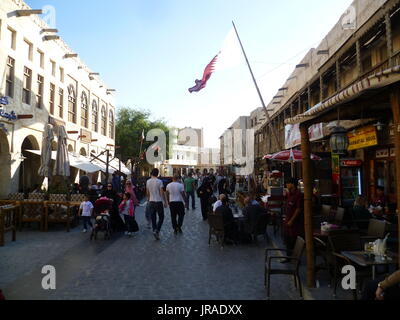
[386, 13, 393, 67]
[16, 9, 43, 16]
[336, 60, 341, 91]
[319, 75, 324, 102]
[356, 40, 362, 76]
[17, 114, 33, 119]
[389, 85, 400, 266]
[300, 123, 315, 288]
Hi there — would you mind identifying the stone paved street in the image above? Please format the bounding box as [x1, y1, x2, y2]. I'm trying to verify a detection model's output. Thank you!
[0, 197, 354, 300]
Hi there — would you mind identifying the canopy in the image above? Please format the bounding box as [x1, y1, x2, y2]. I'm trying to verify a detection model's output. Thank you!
[264, 149, 322, 162]
[27, 150, 103, 174]
[90, 153, 131, 175]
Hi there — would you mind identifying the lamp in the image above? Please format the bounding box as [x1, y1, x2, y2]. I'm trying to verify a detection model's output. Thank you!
[330, 126, 349, 154]
[373, 121, 385, 131]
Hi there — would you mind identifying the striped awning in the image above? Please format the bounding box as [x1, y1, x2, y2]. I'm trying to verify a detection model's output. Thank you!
[285, 65, 400, 125]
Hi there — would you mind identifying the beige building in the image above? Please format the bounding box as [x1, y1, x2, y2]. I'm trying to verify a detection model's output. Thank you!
[0, 0, 118, 197]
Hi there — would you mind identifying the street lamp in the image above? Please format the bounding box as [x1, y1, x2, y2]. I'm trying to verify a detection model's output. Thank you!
[19, 154, 27, 193]
[330, 126, 349, 155]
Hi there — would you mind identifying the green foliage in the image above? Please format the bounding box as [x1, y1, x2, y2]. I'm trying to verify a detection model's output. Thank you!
[116, 107, 171, 162]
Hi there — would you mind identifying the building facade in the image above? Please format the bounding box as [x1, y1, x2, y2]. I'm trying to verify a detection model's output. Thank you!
[0, 0, 117, 197]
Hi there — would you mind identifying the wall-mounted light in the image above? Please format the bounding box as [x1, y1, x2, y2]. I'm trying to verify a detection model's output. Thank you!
[373, 122, 385, 131]
[330, 126, 349, 155]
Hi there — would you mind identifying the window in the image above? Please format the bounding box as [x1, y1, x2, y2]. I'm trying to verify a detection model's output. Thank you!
[59, 67, 64, 83]
[80, 92, 88, 128]
[58, 88, 64, 118]
[50, 60, 56, 77]
[7, 27, 16, 50]
[38, 50, 44, 68]
[108, 110, 114, 139]
[68, 84, 77, 123]
[24, 40, 33, 61]
[36, 75, 44, 109]
[92, 100, 98, 132]
[101, 105, 107, 136]
[6, 57, 15, 98]
[22, 67, 32, 105]
[49, 83, 55, 115]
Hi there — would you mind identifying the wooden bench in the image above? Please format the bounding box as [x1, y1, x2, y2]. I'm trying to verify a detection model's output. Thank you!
[20, 201, 45, 231]
[0, 204, 20, 246]
[44, 201, 73, 232]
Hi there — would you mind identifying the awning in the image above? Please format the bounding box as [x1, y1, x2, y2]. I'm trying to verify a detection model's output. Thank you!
[285, 65, 400, 125]
[26, 150, 103, 174]
[90, 153, 131, 175]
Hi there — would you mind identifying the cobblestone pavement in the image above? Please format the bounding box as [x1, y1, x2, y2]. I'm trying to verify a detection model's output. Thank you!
[0, 197, 355, 300]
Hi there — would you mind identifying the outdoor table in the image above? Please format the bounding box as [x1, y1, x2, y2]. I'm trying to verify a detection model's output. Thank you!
[341, 250, 398, 280]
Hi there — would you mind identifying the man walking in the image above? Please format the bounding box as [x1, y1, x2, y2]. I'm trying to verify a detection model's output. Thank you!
[184, 172, 196, 210]
[166, 175, 188, 235]
[146, 168, 168, 240]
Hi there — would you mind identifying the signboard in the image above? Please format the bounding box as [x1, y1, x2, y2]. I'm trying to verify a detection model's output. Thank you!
[285, 123, 325, 149]
[376, 149, 389, 159]
[390, 148, 395, 157]
[347, 125, 378, 151]
[80, 129, 92, 144]
[341, 159, 363, 167]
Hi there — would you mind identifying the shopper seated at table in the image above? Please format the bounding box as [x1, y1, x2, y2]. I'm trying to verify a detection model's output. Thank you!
[362, 269, 400, 300]
[370, 186, 389, 217]
[215, 197, 239, 243]
[213, 194, 226, 213]
[242, 196, 265, 233]
[352, 195, 372, 229]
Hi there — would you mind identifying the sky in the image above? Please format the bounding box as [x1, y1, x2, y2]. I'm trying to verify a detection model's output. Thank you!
[27, 0, 354, 148]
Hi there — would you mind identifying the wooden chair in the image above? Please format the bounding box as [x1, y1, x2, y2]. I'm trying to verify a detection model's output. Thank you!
[20, 201, 45, 231]
[49, 194, 67, 202]
[333, 207, 345, 225]
[246, 213, 270, 243]
[8, 193, 25, 201]
[208, 213, 225, 248]
[265, 237, 305, 299]
[44, 201, 73, 232]
[0, 204, 20, 246]
[28, 193, 46, 202]
[360, 219, 387, 242]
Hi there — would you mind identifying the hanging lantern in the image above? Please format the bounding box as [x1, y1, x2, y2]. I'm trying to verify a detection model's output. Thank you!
[330, 126, 349, 154]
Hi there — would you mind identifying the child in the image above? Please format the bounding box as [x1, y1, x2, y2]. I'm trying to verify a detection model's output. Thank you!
[78, 194, 94, 233]
[119, 192, 135, 237]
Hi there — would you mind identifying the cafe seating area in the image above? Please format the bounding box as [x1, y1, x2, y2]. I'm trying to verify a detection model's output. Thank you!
[0, 193, 83, 245]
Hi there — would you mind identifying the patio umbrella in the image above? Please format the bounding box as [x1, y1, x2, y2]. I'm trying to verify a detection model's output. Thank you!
[263, 149, 322, 177]
[38, 124, 54, 178]
[53, 125, 70, 177]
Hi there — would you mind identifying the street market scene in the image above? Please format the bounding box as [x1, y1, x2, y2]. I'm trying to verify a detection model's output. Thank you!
[1, 0, 400, 302]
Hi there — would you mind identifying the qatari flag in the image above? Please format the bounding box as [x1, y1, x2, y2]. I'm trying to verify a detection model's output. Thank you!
[188, 54, 219, 93]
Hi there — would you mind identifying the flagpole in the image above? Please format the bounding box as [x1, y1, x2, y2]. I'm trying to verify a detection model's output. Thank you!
[232, 21, 282, 151]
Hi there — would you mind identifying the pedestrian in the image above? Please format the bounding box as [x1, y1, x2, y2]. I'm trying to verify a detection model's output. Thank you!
[146, 168, 168, 240]
[119, 192, 136, 237]
[78, 194, 94, 233]
[282, 178, 304, 263]
[184, 172, 196, 210]
[215, 196, 239, 244]
[125, 180, 139, 207]
[102, 183, 124, 232]
[112, 173, 122, 193]
[362, 269, 400, 300]
[166, 175, 187, 235]
[197, 177, 213, 221]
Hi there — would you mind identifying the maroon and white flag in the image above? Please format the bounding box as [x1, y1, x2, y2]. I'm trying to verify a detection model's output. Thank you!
[188, 54, 219, 93]
[188, 28, 243, 93]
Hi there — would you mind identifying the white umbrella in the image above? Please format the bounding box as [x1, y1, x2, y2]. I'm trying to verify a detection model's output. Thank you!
[38, 124, 54, 178]
[53, 126, 70, 177]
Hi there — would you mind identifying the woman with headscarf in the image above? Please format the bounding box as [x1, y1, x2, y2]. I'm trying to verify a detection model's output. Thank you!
[125, 180, 139, 207]
[102, 183, 125, 232]
[197, 177, 214, 221]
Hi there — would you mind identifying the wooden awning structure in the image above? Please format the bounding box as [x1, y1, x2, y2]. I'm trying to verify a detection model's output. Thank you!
[285, 65, 400, 125]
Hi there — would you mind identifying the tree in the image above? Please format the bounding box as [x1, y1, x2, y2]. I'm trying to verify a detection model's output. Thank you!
[115, 107, 171, 164]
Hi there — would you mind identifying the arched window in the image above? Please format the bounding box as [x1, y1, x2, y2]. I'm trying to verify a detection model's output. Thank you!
[68, 84, 76, 123]
[80, 92, 88, 128]
[92, 100, 98, 132]
[108, 110, 114, 139]
[101, 105, 107, 136]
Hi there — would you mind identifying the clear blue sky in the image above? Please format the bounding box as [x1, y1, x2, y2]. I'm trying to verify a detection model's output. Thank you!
[27, 0, 353, 148]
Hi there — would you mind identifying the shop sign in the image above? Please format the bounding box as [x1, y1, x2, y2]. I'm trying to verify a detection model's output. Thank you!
[0, 96, 9, 105]
[390, 148, 395, 157]
[347, 126, 378, 151]
[376, 149, 389, 158]
[341, 159, 363, 167]
[80, 129, 92, 144]
[0, 109, 17, 121]
[285, 123, 325, 149]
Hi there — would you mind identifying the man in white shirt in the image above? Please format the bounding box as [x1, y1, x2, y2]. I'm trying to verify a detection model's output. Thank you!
[146, 168, 168, 240]
[213, 194, 226, 213]
[166, 175, 188, 235]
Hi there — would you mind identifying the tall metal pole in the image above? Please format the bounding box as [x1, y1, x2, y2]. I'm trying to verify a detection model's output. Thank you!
[105, 149, 110, 184]
[232, 21, 282, 151]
